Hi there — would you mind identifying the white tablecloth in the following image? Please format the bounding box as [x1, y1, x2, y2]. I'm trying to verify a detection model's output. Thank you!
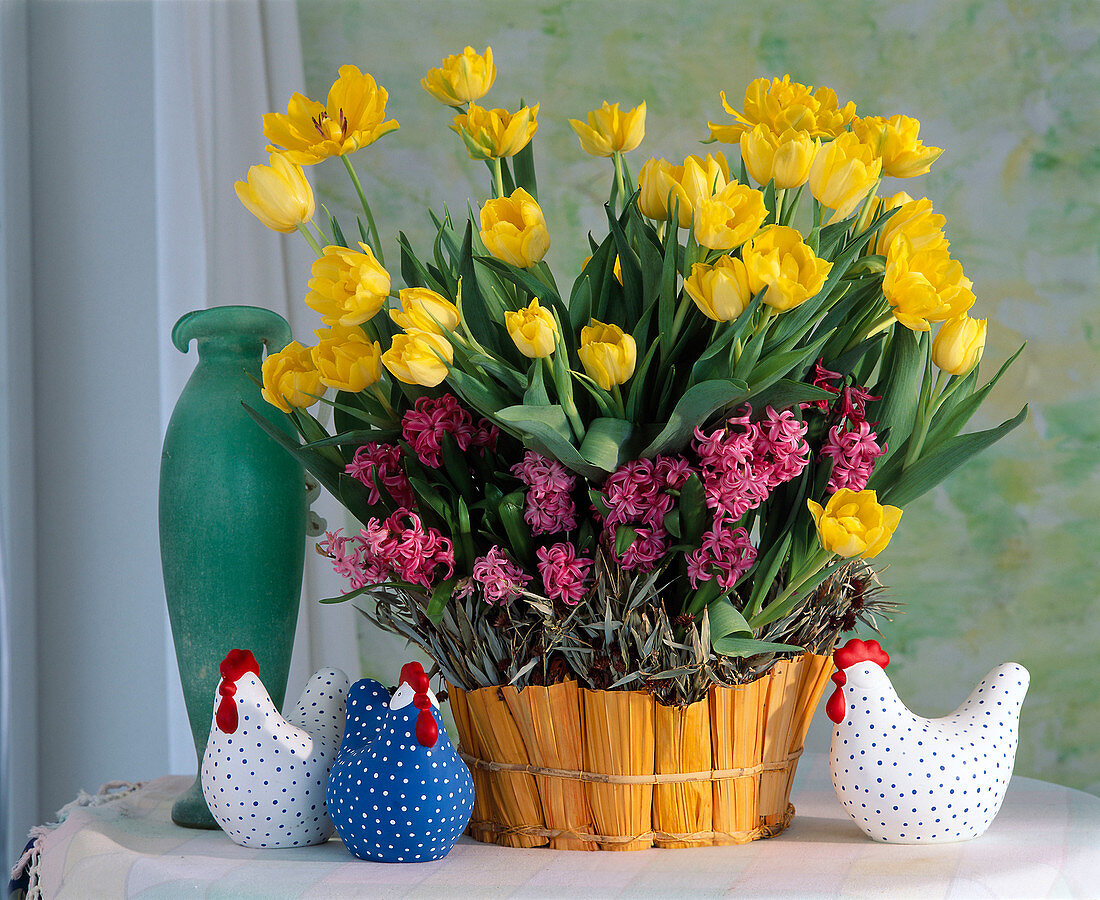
[19, 754, 1100, 898]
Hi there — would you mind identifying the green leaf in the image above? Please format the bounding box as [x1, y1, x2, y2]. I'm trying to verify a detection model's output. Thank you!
[496, 405, 605, 478]
[499, 490, 533, 562]
[744, 532, 792, 620]
[614, 525, 639, 557]
[744, 379, 834, 414]
[579, 417, 635, 471]
[678, 474, 708, 545]
[866, 328, 926, 466]
[883, 404, 1028, 507]
[512, 139, 538, 200]
[925, 344, 1025, 451]
[426, 579, 457, 623]
[712, 636, 803, 658]
[642, 379, 749, 457]
[708, 598, 751, 642]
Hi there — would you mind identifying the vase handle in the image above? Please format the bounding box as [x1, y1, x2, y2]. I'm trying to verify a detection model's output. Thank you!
[172, 306, 294, 354]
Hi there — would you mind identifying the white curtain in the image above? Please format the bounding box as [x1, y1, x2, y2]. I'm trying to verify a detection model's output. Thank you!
[152, 1, 360, 774]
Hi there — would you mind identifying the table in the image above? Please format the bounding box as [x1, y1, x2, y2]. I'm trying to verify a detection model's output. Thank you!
[15, 755, 1100, 898]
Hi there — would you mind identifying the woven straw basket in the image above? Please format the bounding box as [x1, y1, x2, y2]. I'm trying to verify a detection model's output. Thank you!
[448, 651, 833, 850]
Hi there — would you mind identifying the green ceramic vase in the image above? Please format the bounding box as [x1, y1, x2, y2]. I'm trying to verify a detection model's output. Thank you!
[160, 306, 307, 829]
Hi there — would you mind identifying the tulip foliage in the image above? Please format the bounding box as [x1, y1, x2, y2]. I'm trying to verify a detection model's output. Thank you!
[239, 56, 1025, 701]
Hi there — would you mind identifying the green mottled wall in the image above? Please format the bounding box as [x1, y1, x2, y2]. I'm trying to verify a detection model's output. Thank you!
[297, 0, 1100, 794]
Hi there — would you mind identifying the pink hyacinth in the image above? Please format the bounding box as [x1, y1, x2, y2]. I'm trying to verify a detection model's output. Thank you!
[617, 524, 669, 572]
[754, 407, 811, 489]
[345, 442, 415, 508]
[536, 542, 593, 605]
[511, 451, 577, 535]
[686, 522, 757, 590]
[803, 359, 843, 412]
[470, 545, 531, 606]
[357, 509, 454, 590]
[820, 420, 886, 493]
[401, 393, 499, 469]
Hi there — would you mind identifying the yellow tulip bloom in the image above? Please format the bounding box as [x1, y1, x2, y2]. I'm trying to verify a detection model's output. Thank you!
[742, 225, 832, 311]
[479, 188, 551, 268]
[808, 133, 882, 223]
[421, 46, 496, 105]
[739, 125, 819, 189]
[390, 287, 460, 335]
[261, 341, 323, 413]
[578, 319, 636, 391]
[311, 326, 383, 393]
[382, 331, 453, 387]
[505, 301, 558, 358]
[874, 196, 948, 256]
[693, 181, 768, 250]
[709, 75, 856, 143]
[932, 315, 987, 375]
[235, 153, 315, 233]
[883, 236, 975, 331]
[263, 65, 399, 165]
[635, 153, 732, 227]
[568, 101, 646, 157]
[852, 114, 943, 179]
[683, 257, 753, 322]
[451, 103, 539, 160]
[637, 157, 675, 220]
[304, 242, 391, 326]
[807, 489, 902, 560]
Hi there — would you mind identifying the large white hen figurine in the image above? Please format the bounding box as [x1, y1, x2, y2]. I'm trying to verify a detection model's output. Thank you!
[200, 648, 350, 848]
[828, 638, 1028, 844]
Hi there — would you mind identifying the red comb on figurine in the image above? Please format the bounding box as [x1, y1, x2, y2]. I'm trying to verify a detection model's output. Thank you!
[827, 639, 891, 724]
[215, 649, 261, 734]
[400, 661, 438, 748]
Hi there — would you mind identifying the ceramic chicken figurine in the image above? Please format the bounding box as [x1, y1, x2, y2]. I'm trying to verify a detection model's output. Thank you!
[201, 649, 350, 848]
[327, 661, 475, 862]
[828, 638, 1029, 844]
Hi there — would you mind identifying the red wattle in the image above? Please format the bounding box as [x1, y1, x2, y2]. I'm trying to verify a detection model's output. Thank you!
[416, 706, 439, 747]
[216, 682, 239, 734]
[826, 670, 847, 724]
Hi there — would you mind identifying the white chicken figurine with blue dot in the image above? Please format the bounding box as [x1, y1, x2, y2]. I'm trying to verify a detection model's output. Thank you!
[327, 661, 475, 862]
[200, 648, 350, 848]
[829, 638, 1029, 844]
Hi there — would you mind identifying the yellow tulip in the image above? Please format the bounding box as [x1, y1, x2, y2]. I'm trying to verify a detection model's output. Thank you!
[569, 101, 646, 157]
[311, 326, 383, 393]
[807, 489, 902, 560]
[808, 133, 882, 224]
[304, 242, 390, 326]
[637, 153, 733, 227]
[852, 114, 943, 179]
[451, 103, 538, 160]
[739, 126, 819, 189]
[741, 225, 832, 311]
[479, 188, 551, 268]
[421, 46, 496, 105]
[505, 300, 558, 358]
[637, 157, 676, 220]
[693, 181, 768, 250]
[390, 287, 460, 335]
[382, 331, 453, 387]
[932, 314, 987, 375]
[235, 153, 315, 233]
[683, 257, 753, 322]
[874, 195, 948, 256]
[578, 319, 636, 390]
[883, 236, 975, 331]
[261, 341, 323, 413]
[262, 65, 399, 165]
[709, 75, 856, 143]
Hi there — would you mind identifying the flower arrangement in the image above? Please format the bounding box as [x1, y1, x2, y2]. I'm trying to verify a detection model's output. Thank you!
[240, 51, 1025, 707]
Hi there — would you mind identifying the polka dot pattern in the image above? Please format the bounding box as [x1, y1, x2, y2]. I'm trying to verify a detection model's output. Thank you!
[830, 661, 1029, 844]
[327, 677, 475, 863]
[201, 667, 350, 849]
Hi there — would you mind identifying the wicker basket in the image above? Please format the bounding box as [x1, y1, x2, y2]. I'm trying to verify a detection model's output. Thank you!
[448, 651, 833, 850]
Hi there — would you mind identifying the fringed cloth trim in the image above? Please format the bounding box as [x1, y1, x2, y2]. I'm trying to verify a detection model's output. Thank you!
[10, 781, 142, 899]
[466, 804, 795, 845]
[458, 747, 802, 785]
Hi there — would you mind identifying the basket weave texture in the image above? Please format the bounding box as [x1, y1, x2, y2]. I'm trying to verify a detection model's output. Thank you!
[448, 652, 833, 850]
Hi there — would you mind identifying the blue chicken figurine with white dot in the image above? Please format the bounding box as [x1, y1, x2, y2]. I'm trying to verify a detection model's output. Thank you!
[327, 661, 475, 862]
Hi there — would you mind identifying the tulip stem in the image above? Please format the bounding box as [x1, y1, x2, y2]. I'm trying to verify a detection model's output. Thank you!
[492, 157, 505, 199]
[613, 151, 627, 214]
[368, 382, 397, 419]
[749, 549, 833, 628]
[297, 223, 324, 258]
[611, 383, 626, 419]
[342, 155, 385, 265]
